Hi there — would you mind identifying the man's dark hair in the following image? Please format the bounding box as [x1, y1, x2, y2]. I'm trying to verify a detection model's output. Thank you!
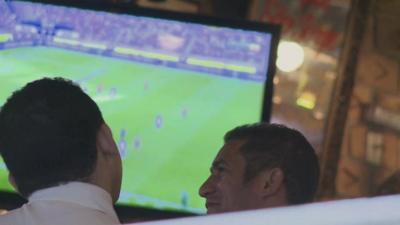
[0, 77, 104, 197]
[224, 123, 320, 205]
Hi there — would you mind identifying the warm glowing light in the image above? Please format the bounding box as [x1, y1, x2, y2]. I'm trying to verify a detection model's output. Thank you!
[313, 110, 325, 120]
[273, 95, 282, 104]
[273, 77, 280, 85]
[276, 41, 305, 72]
[296, 92, 316, 110]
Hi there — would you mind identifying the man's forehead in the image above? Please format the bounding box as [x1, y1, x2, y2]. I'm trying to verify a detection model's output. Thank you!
[213, 140, 246, 163]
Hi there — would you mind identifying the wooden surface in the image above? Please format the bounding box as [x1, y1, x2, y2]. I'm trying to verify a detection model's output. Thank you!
[317, 0, 370, 199]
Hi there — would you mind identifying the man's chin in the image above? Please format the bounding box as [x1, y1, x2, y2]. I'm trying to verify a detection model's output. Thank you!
[206, 209, 219, 214]
[206, 206, 222, 214]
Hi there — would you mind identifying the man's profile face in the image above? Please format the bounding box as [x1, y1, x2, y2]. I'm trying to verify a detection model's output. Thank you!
[108, 128, 123, 203]
[199, 140, 263, 214]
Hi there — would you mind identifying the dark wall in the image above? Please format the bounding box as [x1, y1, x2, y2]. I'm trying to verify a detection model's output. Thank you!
[211, 0, 251, 19]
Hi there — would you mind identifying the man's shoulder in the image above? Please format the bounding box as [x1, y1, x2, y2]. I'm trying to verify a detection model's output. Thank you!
[0, 202, 120, 225]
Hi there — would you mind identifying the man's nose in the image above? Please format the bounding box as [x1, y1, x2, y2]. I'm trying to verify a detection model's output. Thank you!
[199, 175, 215, 198]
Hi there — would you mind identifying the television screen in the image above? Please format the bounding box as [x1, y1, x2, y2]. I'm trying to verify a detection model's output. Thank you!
[0, 0, 279, 213]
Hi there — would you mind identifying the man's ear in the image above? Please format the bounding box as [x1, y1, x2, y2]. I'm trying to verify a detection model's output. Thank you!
[96, 123, 118, 155]
[260, 168, 285, 198]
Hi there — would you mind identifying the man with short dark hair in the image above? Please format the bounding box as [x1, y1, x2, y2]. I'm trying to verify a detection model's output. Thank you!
[0, 78, 122, 225]
[199, 123, 319, 214]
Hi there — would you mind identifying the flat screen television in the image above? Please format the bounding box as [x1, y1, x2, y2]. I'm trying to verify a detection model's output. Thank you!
[0, 0, 280, 215]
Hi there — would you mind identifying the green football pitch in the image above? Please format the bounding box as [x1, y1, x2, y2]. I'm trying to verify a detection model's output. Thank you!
[0, 46, 264, 212]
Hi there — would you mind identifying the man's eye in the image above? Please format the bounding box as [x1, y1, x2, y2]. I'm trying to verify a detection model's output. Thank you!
[210, 164, 227, 174]
[216, 166, 225, 172]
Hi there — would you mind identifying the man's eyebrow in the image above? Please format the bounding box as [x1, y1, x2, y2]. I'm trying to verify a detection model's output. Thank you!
[211, 159, 228, 169]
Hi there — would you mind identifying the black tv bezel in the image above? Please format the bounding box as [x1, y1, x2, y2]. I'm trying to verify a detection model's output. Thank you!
[0, 0, 281, 221]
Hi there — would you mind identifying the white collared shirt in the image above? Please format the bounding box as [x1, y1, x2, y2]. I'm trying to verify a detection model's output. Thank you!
[0, 182, 120, 225]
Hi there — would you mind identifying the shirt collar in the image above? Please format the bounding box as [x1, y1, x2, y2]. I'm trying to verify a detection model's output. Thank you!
[28, 182, 119, 222]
